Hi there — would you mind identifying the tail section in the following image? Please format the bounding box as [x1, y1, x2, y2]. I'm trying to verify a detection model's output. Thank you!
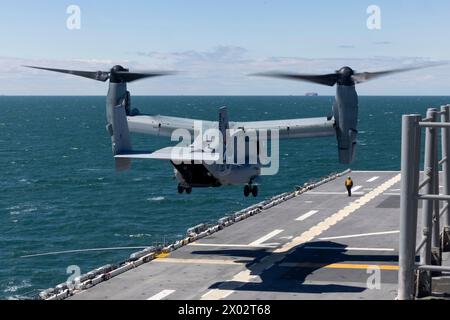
[219, 106, 230, 145]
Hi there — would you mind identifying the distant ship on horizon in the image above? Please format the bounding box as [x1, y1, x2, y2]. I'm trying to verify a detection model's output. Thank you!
[305, 92, 319, 97]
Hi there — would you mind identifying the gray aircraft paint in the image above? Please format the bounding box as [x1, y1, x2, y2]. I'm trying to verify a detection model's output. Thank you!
[26, 62, 441, 191]
[253, 63, 445, 164]
[106, 82, 133, 171]
[219, 106, 230, 145]
[127, 115, 335, 139]
[333, 85, 359, 164]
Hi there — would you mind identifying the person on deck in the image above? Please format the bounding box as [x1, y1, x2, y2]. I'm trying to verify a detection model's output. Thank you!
[345, 177, 354, 197]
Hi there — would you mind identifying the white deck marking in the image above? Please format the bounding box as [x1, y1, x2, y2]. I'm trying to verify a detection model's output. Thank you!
[296, 210, 319, 221]
[188, 243, 276, 248]
[249, 229, 284, 246]
[154, 258, 248, 265]
[262, 243, 281, 246]
[307, 191, 364, 196]
[354, 171, 397, 173]
[202, 289, 234, 300]
[319, 230, 400, 241]
[147, 289, 175, 300]
[352, 186, 363, 192]
[367, 176, 380, 182]
[384, 193, 400, 196]
[200, 174, 401, 300]
[275, 174, 401, 254]
[304, 246, 395, 252]
[202, 270, 257, 300]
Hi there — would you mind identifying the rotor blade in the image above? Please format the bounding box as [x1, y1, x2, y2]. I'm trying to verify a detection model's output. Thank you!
[115, 71, 176, 83]
[352, 62, 447, 83]
[252, 71, 339, 86]
[24, 66, 110, 82]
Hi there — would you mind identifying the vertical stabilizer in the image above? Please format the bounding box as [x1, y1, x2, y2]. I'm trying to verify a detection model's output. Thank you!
[219, 106, 230, 145]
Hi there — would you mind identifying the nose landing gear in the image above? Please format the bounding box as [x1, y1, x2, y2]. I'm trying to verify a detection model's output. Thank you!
[244, 184, 258, 197]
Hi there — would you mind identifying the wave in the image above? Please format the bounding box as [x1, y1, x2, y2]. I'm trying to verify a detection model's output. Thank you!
[129, 233, 152, 238]
[18, 179, 31, 185]
[147, 196, 165, 202]
[8, 205, 38, 216]
[3, 280, 32, 295]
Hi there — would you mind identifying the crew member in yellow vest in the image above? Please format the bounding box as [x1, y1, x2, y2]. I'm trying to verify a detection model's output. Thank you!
[345, 177, 354, 197]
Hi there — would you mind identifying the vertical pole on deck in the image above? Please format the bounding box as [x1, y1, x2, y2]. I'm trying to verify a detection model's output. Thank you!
[431, 109, 441, 251]
[431, 109, 440, 250]
[442, 105, 450, 228]
[398, 114, 422, 300]
[421, 109, 438, 264]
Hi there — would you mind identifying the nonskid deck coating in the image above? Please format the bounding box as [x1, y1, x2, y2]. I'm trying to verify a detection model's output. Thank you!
[68, 171, 416, 300]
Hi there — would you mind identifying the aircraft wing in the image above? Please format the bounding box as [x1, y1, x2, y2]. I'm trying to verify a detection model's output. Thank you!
[127, 115, 215, 137]
[115, 146, 220, 162]
[127, 114, 336, 139]
[231, 117, 335, 139]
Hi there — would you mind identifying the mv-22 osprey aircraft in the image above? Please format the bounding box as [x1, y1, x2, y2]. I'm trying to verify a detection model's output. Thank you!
[25, 63, 440, 197]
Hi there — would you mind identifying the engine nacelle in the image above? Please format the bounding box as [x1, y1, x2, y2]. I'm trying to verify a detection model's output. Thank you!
[333, 85, 359, 164]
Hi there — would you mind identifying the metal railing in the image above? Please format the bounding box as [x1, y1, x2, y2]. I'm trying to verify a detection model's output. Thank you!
[398, 105, 450, 300]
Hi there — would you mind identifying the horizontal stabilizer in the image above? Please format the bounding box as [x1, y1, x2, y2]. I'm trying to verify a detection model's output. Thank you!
[115, 147, 220, 163]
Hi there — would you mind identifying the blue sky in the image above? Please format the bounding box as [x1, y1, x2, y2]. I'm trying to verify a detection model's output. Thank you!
[1, 0, 450, 95]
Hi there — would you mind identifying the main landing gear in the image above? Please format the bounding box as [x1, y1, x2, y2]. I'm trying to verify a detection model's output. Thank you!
[178, 184, 192, 194]
[244, 184, 258, 198]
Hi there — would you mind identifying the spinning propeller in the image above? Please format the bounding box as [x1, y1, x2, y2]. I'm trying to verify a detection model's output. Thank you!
[252, 63, 446, 87]
[252, 61, 446, 164]
[23, 65, 175, 83]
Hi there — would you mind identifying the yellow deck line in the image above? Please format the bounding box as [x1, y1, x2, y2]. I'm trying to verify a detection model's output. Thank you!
[280, 262, 399, 271]
[154, 252, 170, 259]
[275, 174, 401, 253]
[201, 174, 402, 300]
[154, 257, 399, 271]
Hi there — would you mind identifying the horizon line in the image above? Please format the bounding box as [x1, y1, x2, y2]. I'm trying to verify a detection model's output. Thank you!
[1, 94, 450, 97]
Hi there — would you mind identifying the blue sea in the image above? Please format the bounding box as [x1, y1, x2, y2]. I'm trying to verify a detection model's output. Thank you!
[1, 96, 449, 299]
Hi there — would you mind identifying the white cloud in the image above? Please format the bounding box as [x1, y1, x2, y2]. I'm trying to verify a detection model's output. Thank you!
[136, 45, 249, 64]
[0, 48, 449, 95]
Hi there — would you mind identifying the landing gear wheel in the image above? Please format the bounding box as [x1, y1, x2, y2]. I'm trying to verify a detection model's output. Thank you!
[244, 185, 251, 197]
[251, 185, 258, 197]
[177, 185, 184, 194]
[186, 187, 192, 194]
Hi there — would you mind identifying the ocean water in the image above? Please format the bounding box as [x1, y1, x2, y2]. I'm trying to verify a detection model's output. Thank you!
[1, 95, 449, 299]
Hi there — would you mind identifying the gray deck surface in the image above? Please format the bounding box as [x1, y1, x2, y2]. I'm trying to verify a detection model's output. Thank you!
[69, 171, 447, 300]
